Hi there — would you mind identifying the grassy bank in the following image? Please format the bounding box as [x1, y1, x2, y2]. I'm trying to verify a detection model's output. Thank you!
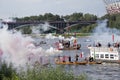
[0, 62, 87, 80]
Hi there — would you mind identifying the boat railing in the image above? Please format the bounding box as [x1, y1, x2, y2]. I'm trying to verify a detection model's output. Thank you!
[89, 47, 119, 53]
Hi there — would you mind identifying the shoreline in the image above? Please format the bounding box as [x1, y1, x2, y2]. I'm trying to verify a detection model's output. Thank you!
[26, 33, 93, 38]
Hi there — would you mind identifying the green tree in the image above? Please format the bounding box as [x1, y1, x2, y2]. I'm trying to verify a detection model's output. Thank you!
[21, 26, 32, 34]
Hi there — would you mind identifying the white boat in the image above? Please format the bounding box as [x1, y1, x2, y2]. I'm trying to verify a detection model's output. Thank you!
[88, 47, 120, 64]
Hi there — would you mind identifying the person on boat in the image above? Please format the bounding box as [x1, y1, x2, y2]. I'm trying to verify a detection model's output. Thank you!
[62, 55, 66, 62]
[75, 54, 79, 62]
[89, 56, 94, 62]
[68, 56, 72, 62]
[55, 56, 60, 62]
[57, 55, 61, 62]
[58, 43, 64, 50]
[68, 41, 70, 48]
[96, 42, 102, 47]
[73, 39, 77, 48]
[84, 57, 88, 62]
[113, 42, 119, 48]
[116, 43, 120, 48]
[107, 42, 111, 48]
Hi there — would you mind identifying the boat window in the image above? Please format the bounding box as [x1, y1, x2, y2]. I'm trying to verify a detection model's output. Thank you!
[105, 54, 109, 58]
[110, 54, 114, 59]
[114, 55, 117, 57]
[95, 54, 99, 58]
[100, 54, 104, 58]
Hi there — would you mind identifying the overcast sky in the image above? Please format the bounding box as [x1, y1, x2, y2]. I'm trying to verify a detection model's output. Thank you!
[0, 0, 107, 19]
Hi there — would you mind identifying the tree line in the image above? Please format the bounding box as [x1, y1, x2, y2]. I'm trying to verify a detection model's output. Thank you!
[14, 12, 98, 34]
[101, 13, 120, 29]
[15, 12, 97, 22]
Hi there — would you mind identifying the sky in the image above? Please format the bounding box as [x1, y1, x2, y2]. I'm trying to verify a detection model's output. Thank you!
[0, 0, 107, 19]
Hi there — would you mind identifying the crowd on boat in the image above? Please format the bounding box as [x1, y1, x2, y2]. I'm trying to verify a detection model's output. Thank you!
[55, 54, 94, 63]
[55, 39, 81, 50]
[88, 42, 120, 48]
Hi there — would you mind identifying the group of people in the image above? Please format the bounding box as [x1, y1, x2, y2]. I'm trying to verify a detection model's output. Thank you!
[59, 40, 70, 48]
[89, 42, 120, 48]
[107, 42, 120, 48]
[68, 54, 79, 62]
[95, 42, 102, 47]
[55, 54, 94, 63]
[55, 54, 80, 63]
[58, 39, 79, 48]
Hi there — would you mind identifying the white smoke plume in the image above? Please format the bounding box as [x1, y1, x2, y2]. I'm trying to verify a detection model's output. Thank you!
[92, 19, 120, 46]
[32, 22, 51, 34]
[45, 33, 76, 41]
[0, 24, 62, 68]
[31, 22, 58, 34]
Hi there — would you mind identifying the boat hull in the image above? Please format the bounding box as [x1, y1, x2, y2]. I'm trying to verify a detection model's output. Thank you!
[55, 61, 102, 65]
[55, 61, 87, 65]
[95, 59, 120, 64]
[88, 61, 102, 64]
[89, 47, 120, 64]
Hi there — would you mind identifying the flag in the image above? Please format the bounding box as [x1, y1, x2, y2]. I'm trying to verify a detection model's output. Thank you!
[73, 39, 77, 46]
[0, 48, 3, 57]
[94, 47, 95, 59]
[112, 34, 114, 42]
[80, 52, 84, 58]
[80, 52, 83, 58]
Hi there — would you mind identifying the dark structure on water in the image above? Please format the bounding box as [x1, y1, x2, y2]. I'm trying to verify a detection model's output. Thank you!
[2, 21, 96, 33]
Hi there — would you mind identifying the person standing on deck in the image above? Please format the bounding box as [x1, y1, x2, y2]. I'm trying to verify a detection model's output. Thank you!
[62, 55, 66, 62]
[75, 54, 79, 62]
[108, 42, 111, 48]
[68, 56, 72, 62]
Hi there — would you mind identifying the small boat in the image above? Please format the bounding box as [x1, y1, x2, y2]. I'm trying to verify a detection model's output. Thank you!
[55, 61, 102, 65]
[58, 45, 81, 50]
[56, 38, 81, 50]
[55, 61, 87, 65]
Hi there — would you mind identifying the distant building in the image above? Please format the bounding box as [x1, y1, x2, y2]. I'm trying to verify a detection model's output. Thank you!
[103, 0, 120, 14]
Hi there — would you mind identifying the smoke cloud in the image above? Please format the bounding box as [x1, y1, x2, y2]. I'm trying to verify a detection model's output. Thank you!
[0, 23, 62, 68]
[92, 19, 120, 45]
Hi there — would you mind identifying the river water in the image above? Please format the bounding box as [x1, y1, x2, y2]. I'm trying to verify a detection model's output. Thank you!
[35, 36, 120, 80]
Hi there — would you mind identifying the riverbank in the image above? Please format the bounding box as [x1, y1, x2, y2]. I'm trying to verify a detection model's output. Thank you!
[27, 33, 92, 38]
[0, 61, 87, 80]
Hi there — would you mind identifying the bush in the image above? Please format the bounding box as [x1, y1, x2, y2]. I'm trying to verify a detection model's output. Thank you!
[18, 66, 87, 80]
[0, 61, 87, 80]
[0, 61, 18, 80]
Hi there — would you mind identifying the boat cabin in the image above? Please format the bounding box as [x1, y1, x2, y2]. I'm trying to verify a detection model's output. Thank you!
[89, 47, 120, 61]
